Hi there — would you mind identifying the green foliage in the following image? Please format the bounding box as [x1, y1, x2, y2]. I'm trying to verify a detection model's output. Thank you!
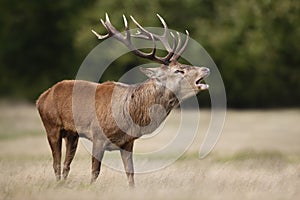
[204, 0, 300, 107]
[0, 0, 299, 107]
[0, 0, 96, 99]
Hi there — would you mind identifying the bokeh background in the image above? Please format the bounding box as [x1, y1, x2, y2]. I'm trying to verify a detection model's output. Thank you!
[0, 1, 300, 200]
[1, 0, 299, 108]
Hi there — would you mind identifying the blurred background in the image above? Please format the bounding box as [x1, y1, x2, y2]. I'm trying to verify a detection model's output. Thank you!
[1, 1, 300, 199]
[0, 0, 299, 108]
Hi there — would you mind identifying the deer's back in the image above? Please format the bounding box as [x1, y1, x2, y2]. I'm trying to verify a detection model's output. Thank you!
[36, 80, 116, 133]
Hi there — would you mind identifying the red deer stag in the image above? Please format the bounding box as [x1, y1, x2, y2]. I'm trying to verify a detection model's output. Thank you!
[36, 14, 210, 187]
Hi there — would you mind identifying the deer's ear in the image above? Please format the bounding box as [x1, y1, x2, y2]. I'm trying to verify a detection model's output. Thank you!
[139, 67, 160, 78]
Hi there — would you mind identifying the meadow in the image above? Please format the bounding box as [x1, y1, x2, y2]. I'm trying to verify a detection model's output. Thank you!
[0, 102, 299, 200]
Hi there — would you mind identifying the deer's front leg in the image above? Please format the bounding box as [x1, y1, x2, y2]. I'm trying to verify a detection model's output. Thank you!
[120, 141, 134, 187]
[91, 138, 105, 183]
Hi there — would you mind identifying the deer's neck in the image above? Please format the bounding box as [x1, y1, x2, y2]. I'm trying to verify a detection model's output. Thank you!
[127, 79, 178, 134]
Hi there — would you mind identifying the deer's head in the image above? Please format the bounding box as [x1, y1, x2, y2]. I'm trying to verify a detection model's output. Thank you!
[92, 14, 210, 101]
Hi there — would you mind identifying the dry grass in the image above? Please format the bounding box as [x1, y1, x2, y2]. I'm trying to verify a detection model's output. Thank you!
[0, 102, 299, 200]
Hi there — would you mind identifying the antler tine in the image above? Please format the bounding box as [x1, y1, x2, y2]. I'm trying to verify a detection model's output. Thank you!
[156, 14, 168, 38]
[92, 14, 188, 65]
[91, 29, 109, 39]
[129, 15, 150, 39]
[175, 32, 182, 54]
[130, 14, 177, 64]
[124, 15, 157, 60]
[92, 14, 117, 40]
[130, 14, 171, 51]
[91, 18, 110, 39]
[164, 32, 177, 62]
[149, 34, 157, 59]
[130, 14, 191, 63]
[104, 14, 128, 44]
[172, 30, 190, 61]
[123, 15, 130, 41]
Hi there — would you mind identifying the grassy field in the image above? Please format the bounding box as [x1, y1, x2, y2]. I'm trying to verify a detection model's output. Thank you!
[0, 102, 299, 200]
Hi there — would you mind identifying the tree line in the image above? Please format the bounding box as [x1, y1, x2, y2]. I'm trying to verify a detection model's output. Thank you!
[0, 0, 299, 108]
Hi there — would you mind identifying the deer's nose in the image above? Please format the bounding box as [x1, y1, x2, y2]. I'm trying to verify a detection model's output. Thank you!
[201, 67, 210, 74]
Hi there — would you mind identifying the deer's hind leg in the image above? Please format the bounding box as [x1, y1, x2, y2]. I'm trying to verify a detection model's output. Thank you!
[46, 127, 63, 181]
[62, 131, 79, 180]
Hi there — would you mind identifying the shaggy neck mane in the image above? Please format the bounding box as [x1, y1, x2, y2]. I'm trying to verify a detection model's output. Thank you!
[128, 79, 178, 130]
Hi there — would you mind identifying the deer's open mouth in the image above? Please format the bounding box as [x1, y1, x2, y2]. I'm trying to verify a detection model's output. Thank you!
[196, 77, 209, 90]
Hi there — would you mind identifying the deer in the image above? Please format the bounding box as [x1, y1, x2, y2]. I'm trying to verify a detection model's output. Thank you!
[36, 13, 210, 187]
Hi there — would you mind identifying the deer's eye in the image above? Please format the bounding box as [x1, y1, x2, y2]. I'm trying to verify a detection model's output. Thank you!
[175, 70, 185, 74]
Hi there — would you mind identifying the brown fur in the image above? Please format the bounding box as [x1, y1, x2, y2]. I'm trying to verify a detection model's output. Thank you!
[37, 79, 177, 186]
[37, 14, 211, 187]
[37, 60, 210, 187]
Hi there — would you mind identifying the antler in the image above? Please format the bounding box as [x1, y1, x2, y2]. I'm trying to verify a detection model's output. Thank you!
[92, 13, 189, 65]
